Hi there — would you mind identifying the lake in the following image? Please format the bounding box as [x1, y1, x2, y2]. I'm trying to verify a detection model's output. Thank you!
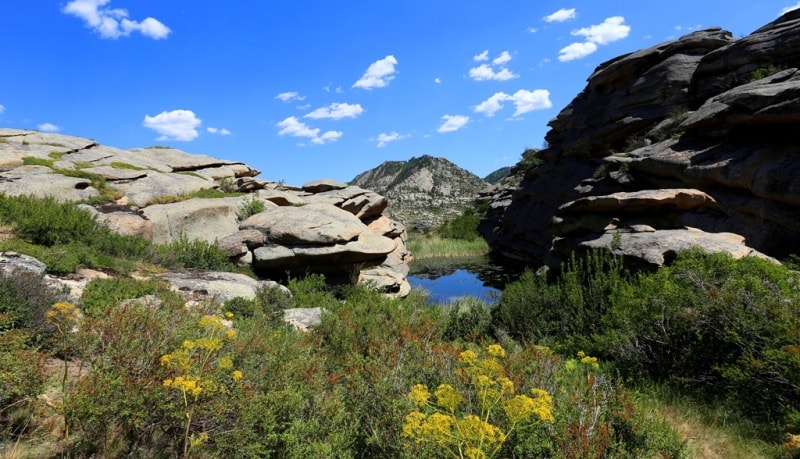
[407, 256, 521, 305]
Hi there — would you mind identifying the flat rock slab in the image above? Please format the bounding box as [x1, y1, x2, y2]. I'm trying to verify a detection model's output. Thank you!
[580, 228, 776, 267]
[560, 188, 719, 213]
[0, 165, 99, 201]
[109, 171, 213, 206]
[161, 270, 290, 302]
[142, 197, 245, 245]
[0, 251, 47, 276]
[241, 203, 365, 245]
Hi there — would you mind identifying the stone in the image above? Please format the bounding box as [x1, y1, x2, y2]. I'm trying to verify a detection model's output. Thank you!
[240, 203, 364, 245]
[142, 197, 244, 245]
[302, 178, 349, 193]
[160, 270, 290, 303]
[283, 308, 322, 332]
[0, 251, 47, 276]
[0, 165, 100, 201]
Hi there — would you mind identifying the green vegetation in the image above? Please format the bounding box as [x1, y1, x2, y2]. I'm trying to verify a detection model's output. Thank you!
[408, 207, 490, 259]
[109, 161, 147, 171]
[22, 156, 55, 168]
[0, 193, 797, 456]
[493, 248, 800, 450]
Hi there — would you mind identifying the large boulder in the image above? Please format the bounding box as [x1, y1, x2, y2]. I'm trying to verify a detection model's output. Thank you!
[484, 11, 800, 269]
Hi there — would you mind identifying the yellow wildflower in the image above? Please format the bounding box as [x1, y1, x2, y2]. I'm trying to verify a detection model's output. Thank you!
[224, 311, 234, 319]
[225, 329, 237, 339]
[409, 384, 431, 407]
[182, 340, 196, 350]
[218, 355, 233, 370]
[434, 384, 463, 412]
[231, 370, 243, 381]
[459, 349, 478, 364]
[486, 344, 506, 358]
[465, 446, 487, 459]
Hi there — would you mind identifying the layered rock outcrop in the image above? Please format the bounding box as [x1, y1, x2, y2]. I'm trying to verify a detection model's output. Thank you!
[0, 129, 411, 295]
[482, 11, 800, 269]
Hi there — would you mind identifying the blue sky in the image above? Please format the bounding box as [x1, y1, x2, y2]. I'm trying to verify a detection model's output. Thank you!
[1, 1, 796, 185]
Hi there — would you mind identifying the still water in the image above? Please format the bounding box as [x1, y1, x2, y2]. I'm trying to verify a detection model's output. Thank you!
[407, 257, 520, 305]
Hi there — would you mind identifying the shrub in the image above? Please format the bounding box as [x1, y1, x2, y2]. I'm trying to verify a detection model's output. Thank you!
[237, 194, 266, 220]
[222, 282, 292, 320]
[492, 250, 627, 352]
[435, 211, 482, 241]
[598, 250, 800, 420]
[80, 277, 161, 317]
[442, 297, 492, 342]
[0, 269, 65, 338]
[147, 234, 234, 271]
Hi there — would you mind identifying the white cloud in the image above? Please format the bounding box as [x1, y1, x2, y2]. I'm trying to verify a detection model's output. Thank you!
[572, 16, 630, 45]
[493, 51, 512, 65]
[474, 89, 552, 117]
[558, 41, 598, 61]
[276, 116, 341, 145]
[376, 131, 409, 148]
[207, 127, 231, 135]
[782, 2, 800, 13]
[543, 8, 576, 23]
[142, 109, 201, 141]
[315, 130, 343, 144]
[469, 64, 519, 81]
[527, 27, 538, 34]
[38, 123, 60, 132]
[0, 105, 5, 114]
[352, 55, 398, 90]
[275, 92, 305, 103]
[473, 50, 489, 61]
[558, 16, 630, 62]
[474, 93, 511, 117]
[304, 102, 364, 120]
[508, 89, 553, 116]
[437, 115, 469, 133]
[63, 0, 171, 39]
[434, 77, 442, 84]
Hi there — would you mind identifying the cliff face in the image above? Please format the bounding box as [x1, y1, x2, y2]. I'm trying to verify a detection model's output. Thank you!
[351, 155, 488, 231]
[482, 11, 800, 268]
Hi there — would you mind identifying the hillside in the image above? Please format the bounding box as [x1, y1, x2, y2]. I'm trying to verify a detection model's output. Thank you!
[481, 10, 800, 270]
[350, 155, 488, 231]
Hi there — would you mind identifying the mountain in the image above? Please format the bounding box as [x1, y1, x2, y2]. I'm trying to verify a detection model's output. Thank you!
[483, 167, 511, 184]
[480, 11, 800, 270]
[350, 154, 488, 231]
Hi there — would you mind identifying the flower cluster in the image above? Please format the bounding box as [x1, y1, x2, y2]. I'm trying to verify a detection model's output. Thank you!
[403, 344, 553, 458]
[160, 313, 243, 458]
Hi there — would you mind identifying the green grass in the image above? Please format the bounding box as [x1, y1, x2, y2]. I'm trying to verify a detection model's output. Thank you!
[109, 161, 147, 171]
[22, 157, 55, 168]
[407, 234, 489, 259]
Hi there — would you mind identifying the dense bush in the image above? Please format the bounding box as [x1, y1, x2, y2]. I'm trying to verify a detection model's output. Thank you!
[492, 250, 628, 352]
[434, 210, 482, 241]
[598, 251, 800, 420]
[494, 248, 800, 424]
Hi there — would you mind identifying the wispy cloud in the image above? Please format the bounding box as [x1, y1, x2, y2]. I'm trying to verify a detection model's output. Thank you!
[782, 1, 800, 13]
[38, 123, 61, 132]
[352, 55, 398, 90]
[63, 0, 171, 39]
[207, 127, 231, 136]
[143, 109, 201, 141]
[0, 105, 5, 115]
[543, 8, 577, 23]
[304, 103, 364, 120]
[434, 77, 442, 84]
[437, 115, 469, 133]
[559, 16, 630, 61]
[276, 116, 342, 145]
[376, 131, 409, 148]
[275, 92, 305, 103]
[474, 90, 552, 117]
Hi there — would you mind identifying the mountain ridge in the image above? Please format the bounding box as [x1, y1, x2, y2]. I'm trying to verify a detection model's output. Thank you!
[350, 154, 488, 231]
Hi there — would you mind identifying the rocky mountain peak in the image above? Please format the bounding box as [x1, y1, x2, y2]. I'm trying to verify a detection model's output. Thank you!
[351, 155, 487, 231]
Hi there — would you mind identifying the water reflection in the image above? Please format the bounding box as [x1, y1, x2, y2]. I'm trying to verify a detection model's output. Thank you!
[408, 256, 521, 305]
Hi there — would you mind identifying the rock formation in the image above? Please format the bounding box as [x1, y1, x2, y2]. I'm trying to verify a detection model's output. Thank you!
[0, 129, 411, 296]
[481, 11, 800, 269]
[350, 154, 488, 231]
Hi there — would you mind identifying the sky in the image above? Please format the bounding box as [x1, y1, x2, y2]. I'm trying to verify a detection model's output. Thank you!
[1, 1, 797, 186]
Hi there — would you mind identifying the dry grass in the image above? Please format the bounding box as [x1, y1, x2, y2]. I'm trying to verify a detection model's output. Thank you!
[641, 387, 784, 459]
